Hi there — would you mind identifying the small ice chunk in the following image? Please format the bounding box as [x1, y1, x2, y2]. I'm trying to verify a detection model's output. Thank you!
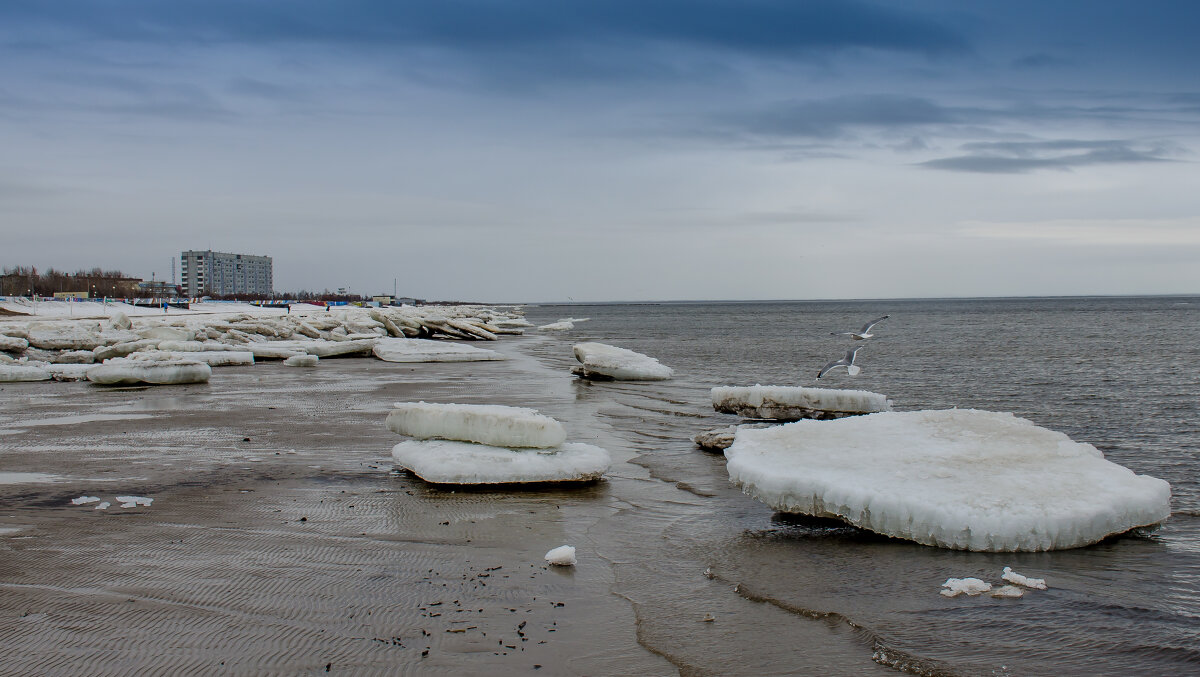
[940, 577, 992, 597]
[545, 545, 577, 566]
[71, 496, 101, 505]
[571, 342, 673, 381]
[537, 321, 574, 331]
[284, 354, 319, 367]
[116, 495, 153, 508]
[95, 502, 110, 510]
[1001, 566, 1048, 589]
[991, 585, 1025, 598]
[387, 402, 567, 449]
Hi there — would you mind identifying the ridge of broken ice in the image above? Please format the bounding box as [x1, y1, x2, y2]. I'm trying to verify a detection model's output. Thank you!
[391, 440, 610, 485]
[386, 402, 567, 448]
[713, 385, 891, 421]
[571, 342, 673, 381]
[373, 337, 506, 363]
[725, 409, 1171, 551]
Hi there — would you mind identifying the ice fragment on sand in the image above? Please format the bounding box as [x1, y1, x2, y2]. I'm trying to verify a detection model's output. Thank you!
[71, 496, 101, 505]
[940, 578, 992, 597]
[87, 360, 211, 385]
[372, 338, 505, 363]
[387, 402, 567, 449]
[0, 365, 52, 382]
[1001, 566, 1047, 589]
[116, 496, 153, 508]
[545, 545, 577, 566]
[95, 502, 110, 510]
[571, 342, 673, 381]
[391, 440, 609, 485]
[725, 409, 1171, 551]
[284, 354, 319, 367]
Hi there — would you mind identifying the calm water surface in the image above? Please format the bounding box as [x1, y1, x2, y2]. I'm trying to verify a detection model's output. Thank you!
[524, 297, 1200, 676]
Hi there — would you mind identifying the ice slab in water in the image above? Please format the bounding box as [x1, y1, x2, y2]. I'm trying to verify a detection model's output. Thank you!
[391, 440, 609, 484]
[725, 409, 1171, 551]
[571, 342, 673, 381]
[387, 402, 567, 448]
[713, 385, 891, 421]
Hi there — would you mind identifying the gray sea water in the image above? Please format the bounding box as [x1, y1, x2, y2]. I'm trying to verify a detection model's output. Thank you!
[523, 296, 1200, 676]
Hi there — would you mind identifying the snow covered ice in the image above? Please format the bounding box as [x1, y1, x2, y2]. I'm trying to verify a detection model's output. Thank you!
[571, 342, 673, 381]
[372, 337, 505, 363]
[725, 409, 1171, 551]
[545, 545, 577, 566]
[391, 440, 610, 484]
[712, 385, 891, 421]
[386, 402, 567, 448]
[1002, 566, 1047, 589]
[87, 359, 212, 385]
[0, 365, 51, 382]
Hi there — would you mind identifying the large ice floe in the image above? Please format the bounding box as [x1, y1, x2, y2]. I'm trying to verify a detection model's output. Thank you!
[86, 359, 212, 385]
[713, 385, 891, 421]
[571, 342, 673, 381]
[386, 402, 610, 485]
[372, 337, 505, 363]
[725, 409, 1171, 551]
[0, 364, 51, 382]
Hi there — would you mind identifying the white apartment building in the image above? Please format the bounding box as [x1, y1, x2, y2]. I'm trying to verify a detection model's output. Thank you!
[180, 250, 273, 297]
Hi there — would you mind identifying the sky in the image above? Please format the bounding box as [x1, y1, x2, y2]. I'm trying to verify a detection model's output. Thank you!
[2, 0, 1198, 302]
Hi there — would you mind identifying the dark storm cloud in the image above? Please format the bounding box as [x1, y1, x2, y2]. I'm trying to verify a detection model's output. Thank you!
[920, 140, 1178, 173]
[0, 1, 968, 65]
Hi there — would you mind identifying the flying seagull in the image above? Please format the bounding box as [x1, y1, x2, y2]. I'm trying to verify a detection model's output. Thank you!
[831, 315, 889, 340]
[817, 345, 866, 380]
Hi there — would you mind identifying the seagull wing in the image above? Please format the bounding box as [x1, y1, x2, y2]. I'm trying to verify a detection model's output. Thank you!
[859, 315, 889, 333]
[816, 358, 845, 379]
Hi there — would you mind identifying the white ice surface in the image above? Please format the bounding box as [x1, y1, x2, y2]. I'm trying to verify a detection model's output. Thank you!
[0, 335, 29, 352]
[0, 365, 51, 382]
[71, 496, 101, 505]
[1001, 566, 1047, 589]
[940, 578, 992, 597]
[116, 495, 153, 508]
[372, 337, 506, 363]
[387, 402, 567, 448]
[725, 409, 1172, 551]
[87, 360, 212, 385]
[391, 440, 610, 484]
[571, 342, 673, 381]
[537, 321, 574, 331]
[991, 585, 1025, 598]
[712, 385, 891, 418]
[545, 545, 577, 566]
[283, 354, 319, 367]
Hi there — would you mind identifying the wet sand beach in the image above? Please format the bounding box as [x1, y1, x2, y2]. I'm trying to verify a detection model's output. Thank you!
[0, 334, 886, 676]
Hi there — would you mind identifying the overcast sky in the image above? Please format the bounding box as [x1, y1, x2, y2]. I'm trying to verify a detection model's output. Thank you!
[2, 1, 1198, 301]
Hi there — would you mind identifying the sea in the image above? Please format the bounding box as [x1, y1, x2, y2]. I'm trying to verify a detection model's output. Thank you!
[520, 296, 1200, 676]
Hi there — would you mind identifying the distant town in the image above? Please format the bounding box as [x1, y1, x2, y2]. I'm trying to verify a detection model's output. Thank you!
[1, 250, 425, 306]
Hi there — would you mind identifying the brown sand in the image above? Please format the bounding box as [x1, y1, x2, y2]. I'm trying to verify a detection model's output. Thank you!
[0, 339, 890, 675]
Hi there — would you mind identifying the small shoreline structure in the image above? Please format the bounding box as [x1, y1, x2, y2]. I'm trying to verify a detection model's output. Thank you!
[0, 302, 526, 384]
[385, 402, 611, 485]
[695, 385, 892, 451]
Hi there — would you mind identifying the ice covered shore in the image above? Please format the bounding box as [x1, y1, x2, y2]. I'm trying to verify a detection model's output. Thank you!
[0, 304, 529, 385]
[725, 409, 1171, 551]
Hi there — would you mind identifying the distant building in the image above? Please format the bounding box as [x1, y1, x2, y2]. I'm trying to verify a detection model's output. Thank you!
[138, 280, 181, 297]
[181, 250, 273, 297]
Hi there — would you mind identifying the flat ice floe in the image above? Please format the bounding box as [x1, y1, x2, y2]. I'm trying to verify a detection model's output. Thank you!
[391, 440, 610, 484]
[713, 385, 891, 421]
[571, 342, 673, 381]
[87, 360, 212, 385]
[283, 354, 319, 367]
[386, 402, 567, 448]
[372, 337, 505, 363]
[725, 409, 1171, 551]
